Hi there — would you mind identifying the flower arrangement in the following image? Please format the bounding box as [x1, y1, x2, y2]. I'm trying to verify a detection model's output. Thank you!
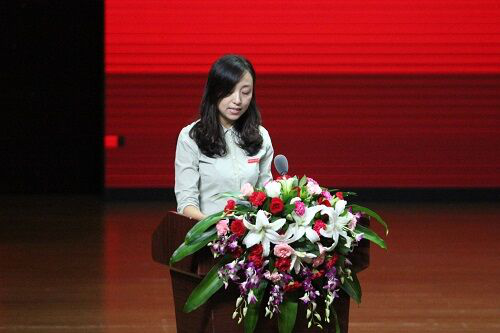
[170, 175, 388, 333]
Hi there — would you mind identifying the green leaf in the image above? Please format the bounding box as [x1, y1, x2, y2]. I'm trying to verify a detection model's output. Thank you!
[262, 197, 271, 212]
[170, 229, 217, 264]
[335, 242, 351, 255]
[348, 204, 389, 235]
[299, 175, 307, 187]
[282, 193, 293, 204]
[355, 224, 387, 250]
[340, 270, 362, 304]
[332, 309, 341, 333]
[234, 205, 256, 214]
[278, 298, 298, 333]
[284, 203, 295, 215]
[183, 255, 232, 313]
[214, 191, 243, 199]
[244, 280, 268, 333]
[185, 211, 224, 244]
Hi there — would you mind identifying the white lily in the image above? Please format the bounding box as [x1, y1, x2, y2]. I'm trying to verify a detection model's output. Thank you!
[286, 204, 327, 244]
[290, 250, 317, 274]
[242, 210, 286, 256]
[278, 176, 296, 195]
[319, 200, 354, 251]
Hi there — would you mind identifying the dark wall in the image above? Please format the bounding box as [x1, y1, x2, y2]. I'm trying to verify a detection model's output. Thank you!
[3, 1, 103, 194]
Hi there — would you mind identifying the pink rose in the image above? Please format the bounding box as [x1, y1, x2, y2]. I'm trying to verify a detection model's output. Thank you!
[273, 243, 294, 258]
[240, 183, 254, 197]
[216, 219, 229, 236]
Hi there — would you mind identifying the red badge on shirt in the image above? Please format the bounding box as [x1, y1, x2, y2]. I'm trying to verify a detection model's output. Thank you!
[248, 158, 260, 164]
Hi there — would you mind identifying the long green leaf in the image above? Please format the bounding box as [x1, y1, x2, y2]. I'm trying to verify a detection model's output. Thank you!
[214, 191, 244, 200]
[340, 270, 362, 304]
[278, 299, 298, 333]
[183, 255, 232, 313]
[170, 229, 217, 264]
[244, 280, 268, 333]
[185, 211, 224, 244]
[348, 204, 389, 235]
[355, 225, 387, 250]
[332, 309, 340, 333]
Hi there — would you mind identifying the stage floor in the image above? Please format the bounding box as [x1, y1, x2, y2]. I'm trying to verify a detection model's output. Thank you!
[0, 195, 499, 332]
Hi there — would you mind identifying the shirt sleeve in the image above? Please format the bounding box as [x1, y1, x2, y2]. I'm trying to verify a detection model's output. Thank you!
[174, 128, 201, 214]
[256, 126, 274, 188]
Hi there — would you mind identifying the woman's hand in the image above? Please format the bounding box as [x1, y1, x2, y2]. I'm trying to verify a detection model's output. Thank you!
[182, 205, 206, 221]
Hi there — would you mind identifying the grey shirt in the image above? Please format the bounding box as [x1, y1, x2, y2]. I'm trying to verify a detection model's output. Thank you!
[175, 121, 274, 216]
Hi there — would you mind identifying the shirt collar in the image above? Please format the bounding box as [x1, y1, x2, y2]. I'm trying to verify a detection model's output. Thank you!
[221, 124, 236, 135]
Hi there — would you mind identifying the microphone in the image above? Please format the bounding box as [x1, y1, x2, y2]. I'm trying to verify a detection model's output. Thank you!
[274, 155, 288, 176]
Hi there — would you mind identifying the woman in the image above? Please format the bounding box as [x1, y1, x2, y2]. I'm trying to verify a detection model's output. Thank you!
[175, 55, 274, 220]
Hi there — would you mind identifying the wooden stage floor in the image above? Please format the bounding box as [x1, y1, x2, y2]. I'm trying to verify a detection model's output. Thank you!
[0, 195, 499, 332]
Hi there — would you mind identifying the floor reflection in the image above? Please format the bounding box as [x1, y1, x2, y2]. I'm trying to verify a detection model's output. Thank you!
[0, 195, 105, 333]
[103, 200, 176, 333]
[0, 196, 498, 332]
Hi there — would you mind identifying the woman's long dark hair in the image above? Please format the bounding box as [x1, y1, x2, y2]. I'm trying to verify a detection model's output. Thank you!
[189, 55, 263, 157]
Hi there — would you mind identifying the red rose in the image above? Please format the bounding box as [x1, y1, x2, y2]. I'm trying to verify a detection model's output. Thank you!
[313, 220, 327, 236]
[269, 197, 284, 215]
[249, 191, 267, 206]
[230, 219, 246, 237]
[275, 257, 291, 272]
[247, 244, 264, 267]
[284, 281, 302, 292]
[248, 254, 263, 268]
[317, 196, 331, 207]
[231, 246, 244, 258]
[336, 192, 344, 200]
[224, 199, 236, 213]
[249, 244, 263, 257]
[325, 254, 339, 269]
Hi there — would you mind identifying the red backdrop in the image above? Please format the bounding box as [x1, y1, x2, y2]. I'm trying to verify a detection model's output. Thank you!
[105, 0, 500, 188]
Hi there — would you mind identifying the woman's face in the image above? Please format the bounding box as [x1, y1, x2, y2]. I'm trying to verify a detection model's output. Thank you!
[217, 71, 253, 128]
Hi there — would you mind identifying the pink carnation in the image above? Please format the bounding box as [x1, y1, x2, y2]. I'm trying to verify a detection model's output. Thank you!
[321, 190, 333, 200]
[294, 201, 306, 216]
[273, 243, 294, 258]
[306, 177, 322, 195]
[215, 219, 230, 236]
[240, 183, 254, 197]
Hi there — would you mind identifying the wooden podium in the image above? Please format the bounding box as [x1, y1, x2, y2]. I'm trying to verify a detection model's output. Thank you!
[152, 212, 370, 333]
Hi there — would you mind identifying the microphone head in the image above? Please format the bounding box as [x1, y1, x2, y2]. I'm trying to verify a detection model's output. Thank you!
[274, 154, 288, 176]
